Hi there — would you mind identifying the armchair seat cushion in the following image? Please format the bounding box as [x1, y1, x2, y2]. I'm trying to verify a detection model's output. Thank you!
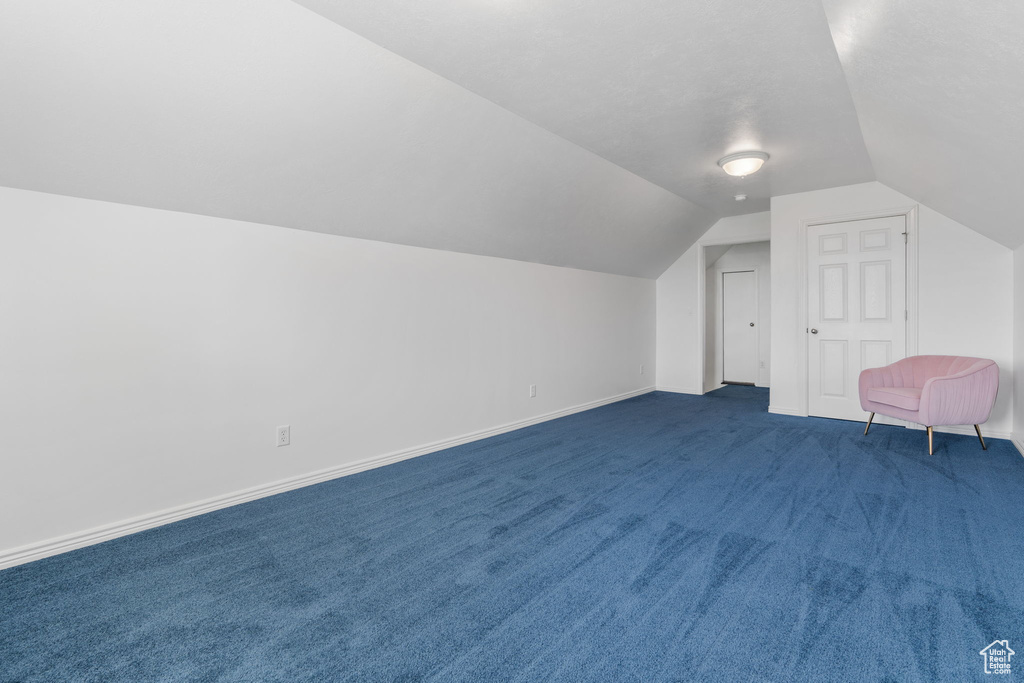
[866, 386, 922, 411]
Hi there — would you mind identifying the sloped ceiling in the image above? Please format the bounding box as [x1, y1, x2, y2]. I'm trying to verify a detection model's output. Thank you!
[1, 1, 1020, 281]
[822, 0, 1024, 249]
[294, 0, 875, 217]
[0, 0, 713, 278]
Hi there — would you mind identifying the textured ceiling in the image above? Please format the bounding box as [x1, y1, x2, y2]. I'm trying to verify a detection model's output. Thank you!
[0, 0, 713, 278]
[1, 0, 1020, 281]
[822, 0, 1024, 249]
[294, 0, 876, 218]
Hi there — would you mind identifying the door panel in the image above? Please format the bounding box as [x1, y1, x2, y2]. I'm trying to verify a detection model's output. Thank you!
[861, 340, 892, 370]
[808, 215, 906, 421]
[860, 261, 891, 321]
[819, 264, 848, 321]
[860, 228, 890, 251]
[819, 340, 848, 397]
[723, 270, 758, 384]
[819, 233, 847, 254]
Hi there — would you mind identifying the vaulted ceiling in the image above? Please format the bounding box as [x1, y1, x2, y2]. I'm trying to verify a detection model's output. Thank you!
[821, 0, 1024, 250]
[1, 1, 1021, 277]
[295, 0, 876, 218]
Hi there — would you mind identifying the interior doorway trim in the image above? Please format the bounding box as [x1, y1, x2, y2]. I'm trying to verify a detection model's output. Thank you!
[795, 205, 920, 417]
[696, 232, 771, 395]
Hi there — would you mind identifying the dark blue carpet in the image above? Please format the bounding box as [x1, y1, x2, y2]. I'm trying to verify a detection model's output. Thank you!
[2, 387, 1023, 682]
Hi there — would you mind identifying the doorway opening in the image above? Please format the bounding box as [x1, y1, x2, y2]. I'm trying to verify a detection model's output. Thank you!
[702, 240, 771, 394]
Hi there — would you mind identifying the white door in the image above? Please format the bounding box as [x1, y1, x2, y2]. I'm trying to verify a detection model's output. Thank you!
[722, 270, 758, 384]
[808, 215, 907, 421]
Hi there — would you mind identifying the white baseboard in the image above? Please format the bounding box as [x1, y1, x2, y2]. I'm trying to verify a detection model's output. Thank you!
[0, 386, 654, 571]
[1010, 435, 1024, 457]
[656, 385, 703, 395]
[768, 406, 804, 416]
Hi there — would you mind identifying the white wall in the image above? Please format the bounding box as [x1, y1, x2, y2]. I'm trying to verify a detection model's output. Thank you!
[1015, 245, 1024, 453]
[656, 212, 771, 394]
[770, 182, 1014, 436]
[704, 242, 771, 390]
[0, 187, 655, 559]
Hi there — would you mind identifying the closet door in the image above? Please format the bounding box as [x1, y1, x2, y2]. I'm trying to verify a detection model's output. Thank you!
[722, 270, 758, 385]
[807, 215, 907, 420]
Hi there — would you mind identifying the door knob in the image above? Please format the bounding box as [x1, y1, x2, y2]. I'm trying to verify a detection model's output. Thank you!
[749, 322, 755, 327]
[810, 328, 818, 334]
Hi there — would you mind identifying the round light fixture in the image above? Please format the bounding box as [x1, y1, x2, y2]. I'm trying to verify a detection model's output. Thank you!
[717, 151, 769, 177]
[734, 194, 747, 202]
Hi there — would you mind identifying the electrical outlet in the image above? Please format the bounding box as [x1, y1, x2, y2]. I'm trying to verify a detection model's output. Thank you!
[760, 361, 765, 369]
[277, 425, 290, 447]
[640, 364, 644, 375]
[529, 384, 537, 398]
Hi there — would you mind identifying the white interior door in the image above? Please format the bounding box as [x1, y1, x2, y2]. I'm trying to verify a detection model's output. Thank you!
[808, 215, 906, 420]
[723, 270, 758, 384]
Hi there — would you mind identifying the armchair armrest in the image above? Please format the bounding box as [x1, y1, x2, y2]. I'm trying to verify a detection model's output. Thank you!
[919, 361, 999, 427]
[858, 358, 914, 411]
[859, 368, 885, 411]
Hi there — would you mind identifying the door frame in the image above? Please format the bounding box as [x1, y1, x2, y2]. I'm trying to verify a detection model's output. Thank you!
[718, 267, 760, 386]
[796, 205, 919, 417]
[696, 234, 770, 395]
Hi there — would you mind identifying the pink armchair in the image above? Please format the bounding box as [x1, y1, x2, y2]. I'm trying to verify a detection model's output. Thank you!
[859, 356, 999, 455]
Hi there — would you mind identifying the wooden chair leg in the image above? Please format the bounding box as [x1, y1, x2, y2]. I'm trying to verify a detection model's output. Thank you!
[863, 413, 875, 435]
[975, 424, 987, 450]
[927, 426, 934, 455]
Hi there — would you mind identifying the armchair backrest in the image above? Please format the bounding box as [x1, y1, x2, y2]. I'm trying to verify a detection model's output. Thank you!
[890, 355, 996, 388]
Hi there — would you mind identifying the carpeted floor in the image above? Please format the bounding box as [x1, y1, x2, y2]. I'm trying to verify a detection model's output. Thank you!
[2, 387, 1022, 682]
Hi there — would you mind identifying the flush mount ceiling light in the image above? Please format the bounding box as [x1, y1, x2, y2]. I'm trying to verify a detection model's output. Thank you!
[717, 151, 769, 177]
